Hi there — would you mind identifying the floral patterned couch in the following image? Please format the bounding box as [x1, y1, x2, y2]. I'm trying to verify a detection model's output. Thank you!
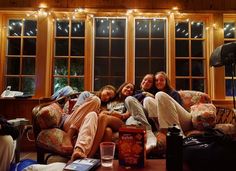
[32, 90, 236, 163]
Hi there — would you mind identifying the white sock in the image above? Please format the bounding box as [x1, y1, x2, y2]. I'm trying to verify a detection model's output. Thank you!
[146, 130, 157, 151]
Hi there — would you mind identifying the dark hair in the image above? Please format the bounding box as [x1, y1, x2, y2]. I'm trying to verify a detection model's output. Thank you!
[116, 82, 135, 101]
[155, 71, 174, 92]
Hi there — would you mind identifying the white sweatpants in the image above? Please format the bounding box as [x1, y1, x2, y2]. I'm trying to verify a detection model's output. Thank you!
[144, 92, 193, 134]
[0, 135, 16, 171]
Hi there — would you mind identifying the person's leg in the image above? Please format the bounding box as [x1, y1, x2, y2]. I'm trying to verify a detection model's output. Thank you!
[88, 114, 124, 157]
[143, 97, 159, 130]
[63, 96, 101, 132]
[125, 96, 157, 152]
[71, 112, 98, 161]
[0, 135, 15, 171]
[155, 92, 193, 134]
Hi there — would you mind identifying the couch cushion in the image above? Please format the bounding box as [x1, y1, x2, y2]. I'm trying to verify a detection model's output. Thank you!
[37, 103, 63, 129]
[178, 90, 211, 112]
[191, 103, 217, 131]
[37, 128, 73, 155]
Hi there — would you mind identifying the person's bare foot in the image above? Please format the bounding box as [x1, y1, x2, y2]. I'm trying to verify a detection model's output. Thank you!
[71, 147, 86, 161]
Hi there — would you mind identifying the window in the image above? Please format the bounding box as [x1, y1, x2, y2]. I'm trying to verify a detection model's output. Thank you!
[175, 20, 206, 92]
[5, 19, 37, 94]
[94, 18, 126, 90]
[135, 18, 167, 85]
[224, 20, 236, 96]
[53, 19, 85, 93]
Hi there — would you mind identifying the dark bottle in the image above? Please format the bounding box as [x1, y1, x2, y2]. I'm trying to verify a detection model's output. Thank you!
[166, 124, 183, 171]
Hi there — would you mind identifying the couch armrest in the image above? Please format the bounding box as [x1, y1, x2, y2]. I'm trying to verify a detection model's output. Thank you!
[216, 106, 236, 124]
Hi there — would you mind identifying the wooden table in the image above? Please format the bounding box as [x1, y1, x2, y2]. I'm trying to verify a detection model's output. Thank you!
[96, 159, 166, 171]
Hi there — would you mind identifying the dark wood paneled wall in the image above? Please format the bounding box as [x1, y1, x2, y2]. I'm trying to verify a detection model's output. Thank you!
[0, 0, 236, 11]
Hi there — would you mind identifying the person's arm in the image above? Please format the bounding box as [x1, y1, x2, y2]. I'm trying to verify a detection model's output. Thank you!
[73, 91, 93, 109]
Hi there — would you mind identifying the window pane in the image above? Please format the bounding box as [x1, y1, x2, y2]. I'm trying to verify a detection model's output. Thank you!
[111, 19, 125, 38]
[71, 39, 84, 56]
[70, 78, 84, 92]
[54, 58, 68, 75]
[94, 58, 109, 76]
[175, 22, 189, 38]
[7, 57, 20, 74]
[110, 59, 125, 76]
[71, 21, 85, 37]
[111, 39, 125, 57]
[70, 58, 84, 75]
[151, 19, 165, 38]
[24, 20, 37, 36]
[135, 19, 149, 38]
[192, 79, 204, 91]
[226, 79, 236, 96]
[135, 59, 149, 76]
[22, 77, 35, 94]
[6, 77, 19, 91]
[22, 57, 35, 75]
[192, 60, 204, 76]
[191, 40, 203, 57]
[95, 18, 109, 37]
[54, 77, 68, 92]
[8, 20, 22, 36]
[55, 39, 69, 56]
[8, 38, 21, 55]
[176, 79, 189, 90]
[224, 23, 235, 38]
[151, 39, 165, 57]
[23, 38, 36, 55]
[56, 20, 69, 37]
[135, 40, 149, 57]
[191, 22, 203, 38]
[176, 40, 189, 57]
[151, 59, 166, 73]
[176, 59, 189, 76]
[95, 39, 109, 56]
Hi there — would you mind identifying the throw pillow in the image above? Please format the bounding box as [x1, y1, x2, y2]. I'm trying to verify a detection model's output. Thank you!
[37, 103, 63, 129]
[191, 103, 216, 131]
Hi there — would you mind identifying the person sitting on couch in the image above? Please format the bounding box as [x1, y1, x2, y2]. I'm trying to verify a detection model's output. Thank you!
[60, 85, 117, 162]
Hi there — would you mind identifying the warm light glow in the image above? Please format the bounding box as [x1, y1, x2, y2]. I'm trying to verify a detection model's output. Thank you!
[39, 3, 48, 9]
[172, 6, 178, 11]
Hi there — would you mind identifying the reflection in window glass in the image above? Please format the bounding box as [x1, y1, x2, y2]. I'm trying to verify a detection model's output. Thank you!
[175, 22, 188, 38]
[5, 19, 37, 94]
[135, 18, 167, 85]
[175, 20, 206, 91]
[53, 20, 85, 93]
[224, 22, 235, 38]
[191, 22, 203, 38]
[94, 18, 126, 90]
[226, 79, 236, 96]
[56, 20, 69, 37]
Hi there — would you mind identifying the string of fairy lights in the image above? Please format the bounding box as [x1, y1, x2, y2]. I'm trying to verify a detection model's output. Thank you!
[1, 3, 236, 38]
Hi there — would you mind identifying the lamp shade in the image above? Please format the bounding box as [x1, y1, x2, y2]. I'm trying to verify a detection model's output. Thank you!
[210, 42, 236, 67]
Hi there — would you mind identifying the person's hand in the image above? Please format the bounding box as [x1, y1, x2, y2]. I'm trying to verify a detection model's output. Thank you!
[142, 91, 154, 98]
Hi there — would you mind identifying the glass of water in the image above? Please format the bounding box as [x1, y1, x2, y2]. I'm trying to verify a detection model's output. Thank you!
[100, 142, 116, 167]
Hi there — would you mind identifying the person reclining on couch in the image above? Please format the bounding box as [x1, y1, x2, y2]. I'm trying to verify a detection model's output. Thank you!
[59, 85, 117, 162]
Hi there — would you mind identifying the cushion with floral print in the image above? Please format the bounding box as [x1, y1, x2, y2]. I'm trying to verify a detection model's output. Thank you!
[37, 128, 73, 155]
[37, 103, 63, 129]
[178, 90, 212, 112]
[191, 103, 216, 131]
